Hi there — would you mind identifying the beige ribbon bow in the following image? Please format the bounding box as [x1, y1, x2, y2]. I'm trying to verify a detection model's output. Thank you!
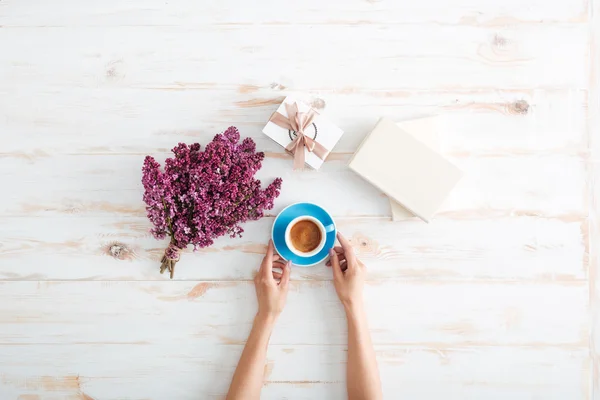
[269, 102, 329, 169]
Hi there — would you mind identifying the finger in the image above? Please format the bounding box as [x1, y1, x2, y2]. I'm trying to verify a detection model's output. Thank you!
[340, 260, 349, 272]
[280, 261, 291, 289]
[272, 262, 284, 280]
[337, 232, 356, 264]
[326, 253, 346, 266]
[328, 249, 346, 258]
[272, 271, 283, 279]
[272, 254, 281, 262]
[262, 240, 275, 276]
[336, 232, 353, 252]
[329, 248, 343, 280]
[273, 259, 287, 268]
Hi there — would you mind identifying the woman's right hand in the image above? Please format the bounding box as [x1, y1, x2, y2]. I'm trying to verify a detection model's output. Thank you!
[254, 240, 291, 321]
[326, 232, 366, 310]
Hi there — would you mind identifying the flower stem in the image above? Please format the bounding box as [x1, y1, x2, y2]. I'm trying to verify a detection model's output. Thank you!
[160, 239, 180, 279]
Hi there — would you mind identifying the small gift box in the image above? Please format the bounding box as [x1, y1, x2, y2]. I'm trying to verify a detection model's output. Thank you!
[262, 96, 344, 170]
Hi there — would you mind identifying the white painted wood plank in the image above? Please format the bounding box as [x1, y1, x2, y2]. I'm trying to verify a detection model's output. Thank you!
[0, 25, 588, 90]
[0, 281, 587, 346]
[443, 153, 586, 216]
[0, 216, 586, 281]
[0, 89, 586, 155]
[0, 153, 586, 218]
[0, 344, 589, 400]
[591, 162, 599, 400]
[0, 0, 587, 26]
[588, 0, 599, 398]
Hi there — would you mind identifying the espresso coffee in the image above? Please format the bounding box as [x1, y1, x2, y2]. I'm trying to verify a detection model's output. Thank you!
[289, 219, 322, 253]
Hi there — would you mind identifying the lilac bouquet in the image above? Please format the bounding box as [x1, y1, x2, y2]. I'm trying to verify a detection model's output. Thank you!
[142, 126, 282, 278]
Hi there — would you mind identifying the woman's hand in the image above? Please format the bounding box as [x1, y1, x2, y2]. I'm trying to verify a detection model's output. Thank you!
[326, 232, 366, 310]
[254, 240, 291, 320]
[227, 240, 290, 400]
[328, 233, 382, 400]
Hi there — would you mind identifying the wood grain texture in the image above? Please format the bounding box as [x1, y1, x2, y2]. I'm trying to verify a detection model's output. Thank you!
[0, 281, 589, 398]
[0, 153, 587, 218]
[0, 89, 586, 154]
[0, 216, 586, 281]
[0, 345, 589, 399]
[0, 0, 594, 398]
[0, 281, 587, 346]
[0, 0, 587, 26]
[590, 0, 600, 397]
[0, 25, 588, 92]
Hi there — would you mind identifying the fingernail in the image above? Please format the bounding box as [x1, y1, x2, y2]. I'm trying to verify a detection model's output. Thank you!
[329, 248, 335, 256]
[287, 260, 292, 267]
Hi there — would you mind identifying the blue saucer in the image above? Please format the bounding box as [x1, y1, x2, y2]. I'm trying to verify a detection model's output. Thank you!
[272, 203, 336, 267]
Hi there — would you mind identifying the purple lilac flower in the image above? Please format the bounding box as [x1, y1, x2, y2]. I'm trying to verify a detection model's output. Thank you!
[141, 126, 282, 278]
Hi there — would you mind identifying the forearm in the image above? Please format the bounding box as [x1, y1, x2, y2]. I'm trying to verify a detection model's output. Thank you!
[345, 304, 382, 400]
[226, 314, 276, 400]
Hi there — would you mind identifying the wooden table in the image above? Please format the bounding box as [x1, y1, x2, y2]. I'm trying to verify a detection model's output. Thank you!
[1, 1, 598, 398]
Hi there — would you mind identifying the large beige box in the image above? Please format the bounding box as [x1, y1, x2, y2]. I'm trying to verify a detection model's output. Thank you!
[349, 117, 462, 222]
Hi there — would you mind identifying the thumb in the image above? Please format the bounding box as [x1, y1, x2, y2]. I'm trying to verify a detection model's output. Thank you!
[280, 260, 291, 289]
[329, 248, 343, 280]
